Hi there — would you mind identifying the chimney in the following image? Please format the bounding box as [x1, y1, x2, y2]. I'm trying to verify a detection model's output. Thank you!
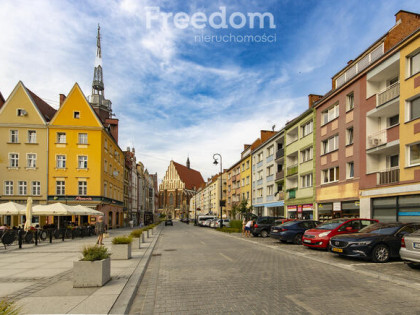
[59, 94, 66, 107]
[347, 60, 353, 65]
[308, 94, 323, 108]
[105, 118, 119, 143]
[384, 11, 420, 52]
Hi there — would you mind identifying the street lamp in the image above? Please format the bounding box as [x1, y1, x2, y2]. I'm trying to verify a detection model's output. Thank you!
[213, 153, 224, 229]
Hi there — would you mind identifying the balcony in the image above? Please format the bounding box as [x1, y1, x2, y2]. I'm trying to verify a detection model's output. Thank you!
[367, 130, 387, 150]
[276, 148, 284, 160]
[288, 188, 297, 199]
[275, 170, 285, 181]
[275, 191, 284, 201]
[287, 165, 298, 176]
[377, 168, 399, 185]
[377, 82, 399, 108]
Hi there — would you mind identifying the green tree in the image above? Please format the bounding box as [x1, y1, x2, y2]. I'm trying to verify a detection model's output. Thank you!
[237, 199, 253, 220]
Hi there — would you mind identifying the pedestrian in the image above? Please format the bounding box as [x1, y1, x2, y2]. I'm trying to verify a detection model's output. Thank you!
[245, 218, 253, 238]
[95, 216, 106, 245]
[129, 220, 134, 229]
[242, 217, 246, 237]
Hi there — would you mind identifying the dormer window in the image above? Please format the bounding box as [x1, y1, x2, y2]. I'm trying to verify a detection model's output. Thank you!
[74, 111, 80, 119]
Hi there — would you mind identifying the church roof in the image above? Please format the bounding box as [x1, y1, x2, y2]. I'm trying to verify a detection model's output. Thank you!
[26, 88, 57, 122]
[173, 161, 205, 190]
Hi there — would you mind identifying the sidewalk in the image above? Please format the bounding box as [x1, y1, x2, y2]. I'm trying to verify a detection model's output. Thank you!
[0, 225, 162, 314]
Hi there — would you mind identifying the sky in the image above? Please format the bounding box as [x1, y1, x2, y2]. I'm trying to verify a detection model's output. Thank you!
[0, 0, 419, 182]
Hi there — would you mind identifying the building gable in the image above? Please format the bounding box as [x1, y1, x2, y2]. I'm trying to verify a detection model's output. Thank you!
[159, 161, 184, 190]
[50, 83, 103, 128]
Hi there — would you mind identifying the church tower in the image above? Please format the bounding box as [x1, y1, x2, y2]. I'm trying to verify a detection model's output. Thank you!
[186, 157, 191, 169]
[89, 24, 112, 122]
[89, 24, 119, 142]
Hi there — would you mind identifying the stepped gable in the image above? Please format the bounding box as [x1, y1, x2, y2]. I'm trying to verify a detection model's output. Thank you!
[173, 161, 205, 190]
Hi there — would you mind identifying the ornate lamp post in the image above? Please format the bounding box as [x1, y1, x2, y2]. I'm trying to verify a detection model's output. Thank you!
[213, 153, 224, 229]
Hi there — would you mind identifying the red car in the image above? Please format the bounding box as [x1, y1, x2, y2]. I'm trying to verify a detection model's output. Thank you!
[302, 218, 378, 250]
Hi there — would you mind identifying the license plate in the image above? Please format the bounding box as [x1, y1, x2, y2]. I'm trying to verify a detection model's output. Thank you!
[303, 239, 311, 244]
[332, 247, 343, 253]
[414, 242, 420, 249]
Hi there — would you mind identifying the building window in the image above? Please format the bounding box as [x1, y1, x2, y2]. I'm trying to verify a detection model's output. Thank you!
[408, 97, 420, 121]
[257, 170, 263, 180]
[257, 152, 263, 162]
[56, 181, 65, 195]
[346, 127, 353, 146]
[4, 181, 13, 195]
[10, 130, 18, 143]
[346, 92, 354, 111]
[322, 103, 339, 125]
[78, 181, 87, 196]
[267, 145, 274, 157]
[257, 188, 263, 198]
[28, 130, 36, 143]
[408, 143, 420, 166]
[267, 185, 274, 196]
[301, 173, 313, 188]
[300, 147, 313, 163]
[32, 181, 40, 195]
[56, 155, 66, 169]
[409, 51, 420, 76]
[74, 111, 80, 119]
[301, 121, 313, 137]
[389, 155, 399, 168]
[347, 162, 354, 179]
[105, 139, 108, 150]
[266, 165, 274, 176]
[57, 132, 66, 143]
[246, 176, 250, 185]
[27, 153, 37, 168]
[246, 161, 250, 169]
[78, 133, 88, 144]
[18, 181, 27, 195]
[9, 153, 19, 168]
[104, 160, 107, 172]
[322, 166, 339, 184]
[17, 109, 27, 116]
[388, 115, 399, 127]
[78, 156, 88, 169]
[242, 178, 245, 187]
[322, 135, 339, 154]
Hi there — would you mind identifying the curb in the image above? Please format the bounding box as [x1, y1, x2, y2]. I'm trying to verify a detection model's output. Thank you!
[109, 226, 163, 314]
[211, 229, 420, 292]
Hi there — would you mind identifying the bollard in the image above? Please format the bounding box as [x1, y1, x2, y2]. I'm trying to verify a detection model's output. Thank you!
[141, 233, 145, 243]
[35, 230, 38, 246]
[147, 229, 149, 238]
[49, 229, 53, 243]
[18, 230, 23, 249]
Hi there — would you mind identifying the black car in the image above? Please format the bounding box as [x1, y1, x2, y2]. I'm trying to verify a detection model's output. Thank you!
[251, 216, 284, 238]
[271, 220, 320, 244]
[329, 222, 420, 263]
[165, 219, 173, 226]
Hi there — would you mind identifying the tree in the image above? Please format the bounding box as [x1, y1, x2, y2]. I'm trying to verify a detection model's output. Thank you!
[236, 199, 253, 220]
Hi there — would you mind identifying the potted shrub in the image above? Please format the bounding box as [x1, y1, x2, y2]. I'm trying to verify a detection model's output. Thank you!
[73, 245, 111, 288]
[130, 229, 143, 248]
[111, 235, 133, 259]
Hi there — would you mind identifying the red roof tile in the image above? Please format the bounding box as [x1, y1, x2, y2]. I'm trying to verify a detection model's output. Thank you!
[26, 88, 57, 122]
[173, 161, 205, 190]
[0, 92, 5, 110]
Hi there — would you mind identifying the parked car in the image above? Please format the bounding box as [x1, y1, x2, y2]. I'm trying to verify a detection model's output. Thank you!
[271, 220, 320, 244]
[203, 219, 214, 227]
[302, 218, 378, 250]
[400, 229, 420, 268]
[198, 215, 217, 226]
[251, 216, 284, 237]
[211, 219, 230, 228]
[329, 222, 420, 263]
[165, 219, 173, 226]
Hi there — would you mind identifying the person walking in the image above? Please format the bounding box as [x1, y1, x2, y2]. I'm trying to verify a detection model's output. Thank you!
[245, 218, 253, 238]
[95, 216, 106, 245]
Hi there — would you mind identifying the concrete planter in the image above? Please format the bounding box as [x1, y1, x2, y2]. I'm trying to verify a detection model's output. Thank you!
[112, 243, 132, 260]
[73, 258, 111, 288]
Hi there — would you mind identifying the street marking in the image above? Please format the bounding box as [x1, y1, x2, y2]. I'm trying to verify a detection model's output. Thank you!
[285, 295, 321, 315]
[200, 241, 206, 245]
[219, 253, 234, 262]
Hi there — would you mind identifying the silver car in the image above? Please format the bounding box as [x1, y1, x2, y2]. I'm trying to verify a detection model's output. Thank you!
[400, 230, 420, 269]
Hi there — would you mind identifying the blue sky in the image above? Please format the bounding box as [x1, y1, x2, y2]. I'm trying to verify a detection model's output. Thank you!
[0, 0, 419, 181]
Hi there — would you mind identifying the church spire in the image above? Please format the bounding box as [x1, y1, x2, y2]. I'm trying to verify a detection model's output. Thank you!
[90, 24, 112, 121]
[186, 156, 190, 169]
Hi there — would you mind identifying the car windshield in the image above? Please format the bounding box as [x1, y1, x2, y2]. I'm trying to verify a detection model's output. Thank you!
[315, 219, 346, 230]
[359, 223, 401, 235]
[279, 221, 296, 227]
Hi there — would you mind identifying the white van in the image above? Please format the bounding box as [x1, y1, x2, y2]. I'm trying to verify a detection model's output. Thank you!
[197, 215, 217, 226]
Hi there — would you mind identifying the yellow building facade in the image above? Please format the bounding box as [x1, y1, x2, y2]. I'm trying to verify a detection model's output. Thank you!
[48, 83, 124, 228]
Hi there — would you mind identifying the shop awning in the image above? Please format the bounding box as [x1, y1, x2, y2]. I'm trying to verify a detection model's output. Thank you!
[265, 201, 284, 208]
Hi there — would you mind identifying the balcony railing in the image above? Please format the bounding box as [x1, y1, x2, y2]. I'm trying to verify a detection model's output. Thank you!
[275, 170, 285, 181]
[287, 164, 298, 176]
[367, 130, 387, 149]
[288, 189, 297, 199]
[377, 168, 399, 185]
[275, 191, 284, 201]
[276, 148, 284, 159]
[377, 82, 399, 107]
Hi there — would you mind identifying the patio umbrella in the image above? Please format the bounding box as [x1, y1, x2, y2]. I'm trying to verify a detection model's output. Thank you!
[0, 202, 26, 215]
[72, 205, 104, 216]
[24, 197, 33, 231]
[32, 203, 73, 216]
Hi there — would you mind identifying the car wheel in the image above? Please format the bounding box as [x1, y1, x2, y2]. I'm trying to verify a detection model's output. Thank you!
[372, 244, 390, 263]
[407, 262, 420, 269]
[280, 240, 287, 243]
[261, 230, 269, 238]
[293, 233, 303, 245]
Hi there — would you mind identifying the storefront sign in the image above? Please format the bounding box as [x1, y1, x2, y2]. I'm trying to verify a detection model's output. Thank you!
[302, 204, 313, 211]
[298, 205, 302, 213]
[75, 196, 93, 201]
[287, 205, 297, 211]
[333, 202, 341, 211]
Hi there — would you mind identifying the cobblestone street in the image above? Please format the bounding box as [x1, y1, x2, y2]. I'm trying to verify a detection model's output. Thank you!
[130, 222, 420, 314]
